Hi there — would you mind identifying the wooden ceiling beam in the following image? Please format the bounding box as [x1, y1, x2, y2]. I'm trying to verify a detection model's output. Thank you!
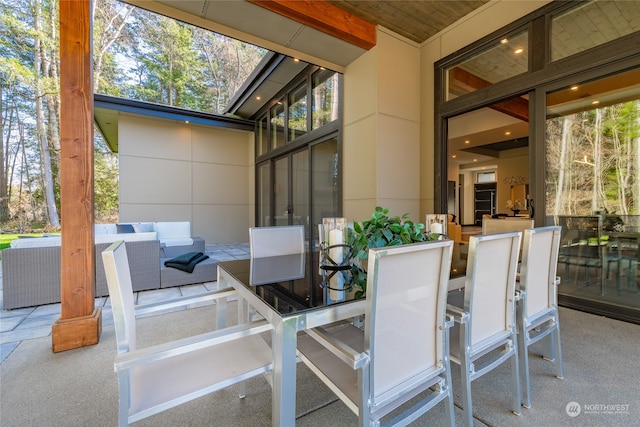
[248, 0, 376, 50]
[451, 67, 529, 122]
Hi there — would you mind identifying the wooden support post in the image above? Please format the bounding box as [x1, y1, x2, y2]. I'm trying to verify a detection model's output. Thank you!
[53, 0, 101, 352]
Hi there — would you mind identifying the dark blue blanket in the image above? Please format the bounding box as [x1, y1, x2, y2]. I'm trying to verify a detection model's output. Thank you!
[164, 252, 209, 273]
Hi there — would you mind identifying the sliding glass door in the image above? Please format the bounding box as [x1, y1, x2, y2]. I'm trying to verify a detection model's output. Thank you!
[545, 67, 640, 321]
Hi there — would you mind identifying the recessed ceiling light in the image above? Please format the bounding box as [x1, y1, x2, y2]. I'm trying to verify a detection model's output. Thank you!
[464, 140, 470, 144]
[570, 85, 579, 91]
[293, 58, 299, 62]
[514, 48, 524, 54]
[473, 159, 478, 162]
[592, 100, 600, 105]
[256, 96, 261, 101]
[505, 131, 511, 135]
[452, 154, 457, 158]
[501, 38, 508, 44]
[185, 120, 189, 124]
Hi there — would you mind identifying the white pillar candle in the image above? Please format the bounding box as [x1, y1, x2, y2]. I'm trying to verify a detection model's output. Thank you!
[430, 222, 443, 235]
[329, 228, 344, 302]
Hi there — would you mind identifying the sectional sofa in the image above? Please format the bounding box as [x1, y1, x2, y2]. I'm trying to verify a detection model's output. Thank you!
[1, 221, 212, 310]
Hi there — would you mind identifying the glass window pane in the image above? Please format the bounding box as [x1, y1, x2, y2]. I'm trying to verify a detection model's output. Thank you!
[311, 138, 339, 242]
[257, 115, 268, 156]
[292, 150, 309, 231]
[545, 68, 640, 219]
[257, 163, 270, 226]
[551, 1, 640, 62]
[477, 171, 496, 183]
[546, 68, 640, 313]
[446, 29, 528, 100]
[289, 84, 307, 141]
[312, 69, 339, 130]
[274, 157, 288, 225]
[271, 101, 285, 150]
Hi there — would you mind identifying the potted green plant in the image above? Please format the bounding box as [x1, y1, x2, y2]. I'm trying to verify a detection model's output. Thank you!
[344, 206, 437, 297]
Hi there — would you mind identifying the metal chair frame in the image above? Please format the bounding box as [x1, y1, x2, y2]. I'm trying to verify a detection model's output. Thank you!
[297, 240, 456, 427]
[515, 226, 564, 409]
[102, 241, 273, 426]
[447, 232, 523, 427]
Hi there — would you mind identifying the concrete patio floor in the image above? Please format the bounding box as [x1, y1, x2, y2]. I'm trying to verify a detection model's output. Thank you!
[1, 243, 639, 426]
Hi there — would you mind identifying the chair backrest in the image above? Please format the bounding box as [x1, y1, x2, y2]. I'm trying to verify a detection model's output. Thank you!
[101, 241, 137, 354]
[249, 225, 305, 258]
[365, 240, 454, 409]
[519, 226, 562, 320]
[482, 218, 534, 235]
[464, 232, 521, 348]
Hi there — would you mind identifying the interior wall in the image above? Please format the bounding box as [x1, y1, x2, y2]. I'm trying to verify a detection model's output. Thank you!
[459, 148, 529, 224]
[343, 27, 422, 223]
[118, 114, 254, 244]
[419, 0, 551, 220]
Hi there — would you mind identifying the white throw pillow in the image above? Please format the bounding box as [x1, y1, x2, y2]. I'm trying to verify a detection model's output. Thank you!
[154, 221, 190, 239]
[95, 224, 117, 235]
[10, 236, 61, 248]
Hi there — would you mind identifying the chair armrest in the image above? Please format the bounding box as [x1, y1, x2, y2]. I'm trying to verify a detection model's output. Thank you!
[304, 325, 369, 370]
[134, 288, 236, 317]
[114, 319, 272, 372]
[446, 304, 469, 324]
[445, 314, 455, 329]
[514, 289, 525, 302]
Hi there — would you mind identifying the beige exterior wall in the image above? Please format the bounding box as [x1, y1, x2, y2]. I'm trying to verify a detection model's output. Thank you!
[419, 0, 551, 217]
[343, 27, 422, 223]
[118, 114, 254, 244]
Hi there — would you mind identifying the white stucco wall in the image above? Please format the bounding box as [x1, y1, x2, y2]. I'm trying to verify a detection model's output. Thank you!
[117, 114, 254, 244]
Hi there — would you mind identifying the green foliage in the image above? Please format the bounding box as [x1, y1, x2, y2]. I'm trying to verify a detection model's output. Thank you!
[343, 206, 435, 297]
[94, 135, 119, 222]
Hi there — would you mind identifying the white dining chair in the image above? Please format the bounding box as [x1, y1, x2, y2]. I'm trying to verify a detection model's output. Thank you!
[516, 226, 564, 408]
[447, 232, 522, 427]
[249, 225, 305, 258]
[102, 241, 273, 426]
[297, 240, 456, 427]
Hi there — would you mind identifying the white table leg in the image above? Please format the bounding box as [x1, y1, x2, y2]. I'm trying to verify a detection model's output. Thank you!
[272, 316, 300, 426]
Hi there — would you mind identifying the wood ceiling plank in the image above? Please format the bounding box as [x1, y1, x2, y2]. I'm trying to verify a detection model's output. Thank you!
[248, 0, 376, 50]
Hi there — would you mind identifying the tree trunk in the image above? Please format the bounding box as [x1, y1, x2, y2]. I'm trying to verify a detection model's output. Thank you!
[592, 108, 603, 213]
[0, 85, 8, 222]
[33, 0, 59, 227]
[554, 116, 571, 216]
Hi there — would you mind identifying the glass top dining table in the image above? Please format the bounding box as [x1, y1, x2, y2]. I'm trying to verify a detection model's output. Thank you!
[216, 241, 468, 427]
